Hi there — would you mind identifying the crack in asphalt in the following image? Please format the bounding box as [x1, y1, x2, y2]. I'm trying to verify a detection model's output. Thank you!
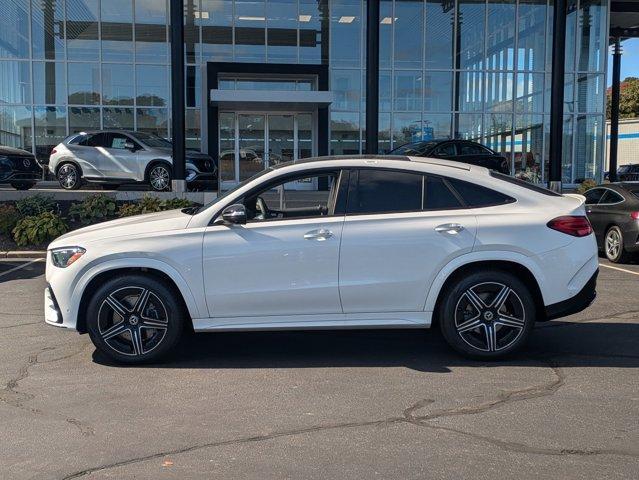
[59, 359, 638, 480]
[0, 343, 94, 437]
[0, 320, 43, 330]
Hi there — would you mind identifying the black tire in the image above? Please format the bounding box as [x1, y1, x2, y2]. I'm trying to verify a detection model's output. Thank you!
[438, 269, 535, 360]
[56, 162, 82, 190]
[604, 226, 631, 263]
[147, 163, 172, 191]
[86, 275, 184, 364]
[11, 182, 35, 190]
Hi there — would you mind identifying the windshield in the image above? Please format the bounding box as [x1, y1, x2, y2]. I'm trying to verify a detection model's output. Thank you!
[133, 132, 173, 148]
[192, 168, 274, 214]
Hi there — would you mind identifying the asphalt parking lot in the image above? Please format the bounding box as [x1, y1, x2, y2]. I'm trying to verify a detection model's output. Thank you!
[0, 258, 638, 479]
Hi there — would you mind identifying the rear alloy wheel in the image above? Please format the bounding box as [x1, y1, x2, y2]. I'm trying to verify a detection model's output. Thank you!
[439, 270, 535, 359]
[148, 164, 171, 191]
[604, 226, 630, 263]
[57, 163, 81, 190]
[87, 275, 184, 364]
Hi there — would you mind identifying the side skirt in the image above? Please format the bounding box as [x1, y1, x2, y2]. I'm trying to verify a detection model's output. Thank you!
[192, 311, 432, 332]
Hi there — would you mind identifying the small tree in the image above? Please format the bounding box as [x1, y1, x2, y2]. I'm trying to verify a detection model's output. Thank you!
[606, 77, 639, 120]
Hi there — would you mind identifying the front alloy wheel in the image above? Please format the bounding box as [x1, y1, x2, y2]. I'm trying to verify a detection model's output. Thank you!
[439, 271, 534, 359]
[57, 163, 81, 190]
[87, 275, 183, 364]
[149, 164, 171, 191]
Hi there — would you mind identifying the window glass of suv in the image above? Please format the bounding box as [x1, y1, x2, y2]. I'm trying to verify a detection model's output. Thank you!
[110, 133, 139, 150]
[424, 176, 462, 209]
[599, 190, 624, 204]
[583, 188, 606, 205]
[489, 171, 562, 197]
[447, 178, 515, 207]
[348, 169, 423, 214]
[82, 132, 110, 147]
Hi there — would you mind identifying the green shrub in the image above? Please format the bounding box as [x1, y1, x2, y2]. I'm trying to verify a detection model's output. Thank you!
[12, 211, 68, 247]
[575, 178, 597, 195]
[15, 194, 57, 217]
[0, 204, 20, 236]
[69, 194, 117, 225]
[118, 196, 195, 217]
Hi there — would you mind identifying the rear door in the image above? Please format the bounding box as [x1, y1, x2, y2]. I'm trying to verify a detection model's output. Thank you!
[584, 187, 607, 243]
[338, 169, 477, 316]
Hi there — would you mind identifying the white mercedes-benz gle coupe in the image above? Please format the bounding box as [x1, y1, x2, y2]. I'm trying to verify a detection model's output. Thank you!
[45, 156, 598, 364]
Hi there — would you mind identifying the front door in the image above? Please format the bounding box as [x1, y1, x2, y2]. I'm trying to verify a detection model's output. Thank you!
[219, 112, 316, 189]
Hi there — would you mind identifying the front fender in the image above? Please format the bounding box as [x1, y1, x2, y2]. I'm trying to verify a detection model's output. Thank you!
[423, 250, 547, 312]
[68, 257, 203, 328]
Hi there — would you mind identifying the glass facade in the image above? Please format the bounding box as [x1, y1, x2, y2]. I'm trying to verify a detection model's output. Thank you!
[0, 0, 608, 183]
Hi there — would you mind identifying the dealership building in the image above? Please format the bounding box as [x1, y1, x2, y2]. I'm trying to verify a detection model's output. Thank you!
[0, 0, 637, 188]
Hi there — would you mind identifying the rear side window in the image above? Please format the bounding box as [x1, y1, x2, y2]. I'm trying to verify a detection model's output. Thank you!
[424, 176, 462, 209]
[82, 133, 109, 147]
[433, 143, 456, 156]
[489, 171, 562, 197]
[600, 190, 624, 204]
[447, 178, 514, 207]
[584, 188, 605, 205]
[458, 143, 484, 155]
[349, 169, 423, 214]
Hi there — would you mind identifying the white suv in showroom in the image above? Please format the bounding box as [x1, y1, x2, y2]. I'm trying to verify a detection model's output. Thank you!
[44, 156, 598, 364]
[49, 130, 217, 191]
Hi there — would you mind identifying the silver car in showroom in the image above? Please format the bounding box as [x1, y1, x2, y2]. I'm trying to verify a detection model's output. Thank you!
[49, 130, 217, 191]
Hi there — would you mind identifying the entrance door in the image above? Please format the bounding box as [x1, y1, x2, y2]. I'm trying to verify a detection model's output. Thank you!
[219, 112, 315, 188]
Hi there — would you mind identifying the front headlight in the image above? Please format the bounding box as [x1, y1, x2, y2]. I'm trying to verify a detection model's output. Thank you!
[51, 247, 86, 268]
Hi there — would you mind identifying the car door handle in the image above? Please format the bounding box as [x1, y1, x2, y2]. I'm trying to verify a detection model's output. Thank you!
[304, 228, 333, 241]
[434, 223, 465, 234]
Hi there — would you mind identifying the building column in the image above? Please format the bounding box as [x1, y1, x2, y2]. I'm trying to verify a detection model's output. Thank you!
[170, 0, 186, 192]
[365, 0, 380, 155]
[548, 0, 567, 192]
[609, 37, 622, 183]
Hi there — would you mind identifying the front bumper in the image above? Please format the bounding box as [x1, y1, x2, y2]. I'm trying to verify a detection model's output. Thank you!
[44, 286, 64, 326]
[544, 269, 598, 320]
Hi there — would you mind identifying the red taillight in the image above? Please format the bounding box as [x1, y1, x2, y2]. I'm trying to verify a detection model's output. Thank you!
[547, 216, 593, 237]
[631, 211, 639, 220]
[51, 148, 57, 155]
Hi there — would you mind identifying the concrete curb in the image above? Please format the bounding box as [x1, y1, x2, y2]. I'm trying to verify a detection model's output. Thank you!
[0, 251, 47, 259]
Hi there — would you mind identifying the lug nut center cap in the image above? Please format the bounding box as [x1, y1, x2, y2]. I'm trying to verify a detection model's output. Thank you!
[483, 311, 494, 321]
[129, 315, 139, 326]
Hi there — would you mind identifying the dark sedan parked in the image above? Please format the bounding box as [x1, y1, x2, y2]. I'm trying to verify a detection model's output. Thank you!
[389, 139, 510, 174]
[584, 183, 639, 263]
[0, 146, 41, 190]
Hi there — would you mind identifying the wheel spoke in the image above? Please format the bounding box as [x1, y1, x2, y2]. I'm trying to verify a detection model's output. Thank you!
[484, 324, 497, 352]
[464, 288, 487, 313]
[495, 314, 525, 329]
[140, 318, 168, 330]
[101, 321, 128, 340]
[490, 285, 511, 310]
[105, 295, 129, 318]
[133, 289, 151, 315]
[130, 328, 144, 356]
[456, 317, 482, 333]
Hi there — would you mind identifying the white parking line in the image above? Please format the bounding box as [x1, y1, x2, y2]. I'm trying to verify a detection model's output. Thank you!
[0, 258, 45, 279]
[600, 263, 639, 276]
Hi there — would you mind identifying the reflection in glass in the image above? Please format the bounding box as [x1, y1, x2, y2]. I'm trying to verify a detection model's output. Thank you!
[298, 113, 313, 159]
[268, 114, 294, 166]
[69, 106, 100, 133]
[577, 0, 607, 72]
[101, 0, 133, 62]
[0, 106, 32, 150]
[135, 0, 168, 63]
[34, 106, 67, 160]
[394, 71, 422, 111]
[379, 0, 392, 69]
[516, 72, 544, 114]
[331, 112, 360, 155]
[299, 0, 328, 64]
[67, 63, 100, 105]
[379, 71, 392, 111]
[561, 115, 573, 183]
[456, 113, 483, 140]
[219, 112, 236, 182]
[186, 108, 201, 150]
[484, 114, 513, 163]
[0, 61, 31, 104]
[186, 65, 201, 107]
[514, 114, 543, 183]
[458, 71, 483, 112]
[563, 0, 578, 72]
[33, 62, 66, 105]
[31, 0, 65, 60]
[392, 113, 421, 146]
[574, 115, 602, 182]
[394, 0, 423, 69]
[66, 0, 100, 61]
[103, 107, 135, 129]
[267, 0, 298, 63]
[332, 70, 360, 111]
[487, 0, 515, 70]
[238, 114, 266, 180]
[235, 0, 266, 62]
[576, 74, 603, 114]
[485, 72, 514, 113]
[331, 0, 361, 68]
[457, 0, 485, 70]
[423, 114, 452, 140]
[424, 72, 452, 112]
[184, 0, 200, 63]
[425, 0, 454, 69]
[378, 113, 391, 153]
[102, 64, 134, 105]
[136, 108, 169, 137]
[0, 0, 30, 59]
[200, 0, 233, 62]
[517, 0, 546, 71]
[136, 65, 168, 106]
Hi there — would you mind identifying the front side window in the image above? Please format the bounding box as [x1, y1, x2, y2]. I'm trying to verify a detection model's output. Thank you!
[348, 169, 423, 214]
[433, 143, 456, 156]
[109, 133, 138, 150]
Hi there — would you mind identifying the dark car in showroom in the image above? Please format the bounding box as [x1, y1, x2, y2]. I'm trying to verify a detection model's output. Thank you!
[617, 164, 639, 182]
[389, 139, 510, 174]
[0, 146, 42, 190]
[584, 183, 639, 263]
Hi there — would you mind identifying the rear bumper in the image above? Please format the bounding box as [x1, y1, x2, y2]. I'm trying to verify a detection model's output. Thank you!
[544, 269, 598, 320]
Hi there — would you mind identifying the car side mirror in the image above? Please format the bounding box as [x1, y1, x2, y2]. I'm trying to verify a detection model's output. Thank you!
[221, 204, 246, 225]
[124, 141, 136, 151]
